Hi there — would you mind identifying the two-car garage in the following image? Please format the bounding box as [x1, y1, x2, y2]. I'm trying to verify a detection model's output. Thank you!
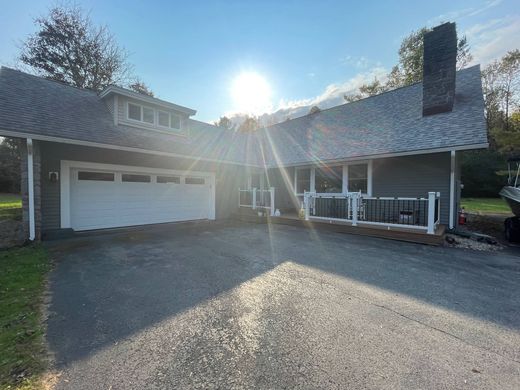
[60, 161, 215, 231]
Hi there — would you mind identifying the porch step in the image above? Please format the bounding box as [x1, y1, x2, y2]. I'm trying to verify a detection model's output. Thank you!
[233, 212, 445, 246]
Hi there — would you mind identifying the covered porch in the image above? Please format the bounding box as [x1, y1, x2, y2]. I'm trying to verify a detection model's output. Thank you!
[236, 153, 455, 244]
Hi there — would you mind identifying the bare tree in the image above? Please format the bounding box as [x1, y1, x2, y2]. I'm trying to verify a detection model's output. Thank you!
[129, 79, 154, 97]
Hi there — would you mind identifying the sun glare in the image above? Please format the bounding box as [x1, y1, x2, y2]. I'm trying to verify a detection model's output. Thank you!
[231, 72, 272, 115]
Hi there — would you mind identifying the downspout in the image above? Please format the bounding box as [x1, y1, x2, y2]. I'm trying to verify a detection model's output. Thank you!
[27, 138, 35, 241]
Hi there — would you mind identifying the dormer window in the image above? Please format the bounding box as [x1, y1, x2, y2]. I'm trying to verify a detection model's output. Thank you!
[143, 107, 154, 124]
[128, 103, 141, 121]
[158, 110, 181, 130]
[126, 102, 182, 131]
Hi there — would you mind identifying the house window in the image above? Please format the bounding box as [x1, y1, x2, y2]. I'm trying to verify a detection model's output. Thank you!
[296, 168, 311, 194]
[143, 107, 154, 124]
[122, 174, 151, 183]
[347, 164, 368, 193]
[315, 166, 342, 193]
[127, 102, 182, 131]
[185, 177, 205, 185]
[157, 175, 180, 184]
[78, 171, 115, 181]
[158, 111, 170, 127]
[128, 103, 141, 121]
[170, 114, 181, 129]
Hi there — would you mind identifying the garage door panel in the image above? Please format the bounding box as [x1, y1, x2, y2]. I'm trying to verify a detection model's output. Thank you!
[69, 167, 212, 231]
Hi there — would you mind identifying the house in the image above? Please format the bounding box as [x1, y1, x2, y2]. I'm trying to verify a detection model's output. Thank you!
[0, 22, 487, 242]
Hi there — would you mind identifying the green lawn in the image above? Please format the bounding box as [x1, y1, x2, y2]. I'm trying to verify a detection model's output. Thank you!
[461, 197, 511, 215]
[0, 246, 51, 390]
[0, 193, 22, 221]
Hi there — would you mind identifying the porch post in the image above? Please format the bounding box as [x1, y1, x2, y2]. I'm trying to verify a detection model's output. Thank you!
[427, 191, 436, 234]
[27, 138, 35, 241]
[351, 194, 358, 226]
[270, 187, 275, 216]
[304, 193, 310, 221]
[252, 187, 257, 210]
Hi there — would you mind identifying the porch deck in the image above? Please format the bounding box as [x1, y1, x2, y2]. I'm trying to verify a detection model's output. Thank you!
[235, 209, 446, 246]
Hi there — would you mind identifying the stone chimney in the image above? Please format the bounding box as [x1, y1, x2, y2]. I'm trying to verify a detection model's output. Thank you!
[422, 22, 457, 116]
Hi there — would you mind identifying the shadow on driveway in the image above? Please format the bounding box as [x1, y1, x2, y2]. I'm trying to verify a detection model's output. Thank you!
[45, 221, 520, 388]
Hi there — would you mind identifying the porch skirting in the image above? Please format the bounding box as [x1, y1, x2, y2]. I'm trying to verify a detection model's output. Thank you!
[234, 209, 446, 246]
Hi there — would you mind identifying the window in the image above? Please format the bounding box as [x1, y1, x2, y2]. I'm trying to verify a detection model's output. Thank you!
[143, 107, 154, 124]
[157, 175, 180, 184]
[78, 171, 114, 181]
[185, 177, 205, 185]
[348, 164, 368, 193]
[158, 111, 170, 127]
[315, 166, 342, 193]
[170, 114, 181, 129]
[296, 168, 311, 194]
[127, 102, 182, 131]
[122, 174, 151, 183]
[128, 103, 141, 121]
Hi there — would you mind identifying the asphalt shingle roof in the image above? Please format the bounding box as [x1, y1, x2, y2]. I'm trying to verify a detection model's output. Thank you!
[0, 67, 259, 165]
[257, 65, 487, 166]
[0, 66, 487, 167]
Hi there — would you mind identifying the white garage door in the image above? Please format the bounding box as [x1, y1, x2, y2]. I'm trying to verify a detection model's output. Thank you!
[68, 166, 213, 231]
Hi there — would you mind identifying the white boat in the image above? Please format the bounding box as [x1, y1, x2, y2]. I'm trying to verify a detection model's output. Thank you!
[499, 157, 520, 217]
[499, 157, 520, 242]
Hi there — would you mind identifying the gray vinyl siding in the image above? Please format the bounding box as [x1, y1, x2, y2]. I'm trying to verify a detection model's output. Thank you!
[39, 141, 245, 231]
[372, 152, 451, 226]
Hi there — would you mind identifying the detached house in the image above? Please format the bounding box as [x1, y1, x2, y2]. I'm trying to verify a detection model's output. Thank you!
[0, 23, 487, 243]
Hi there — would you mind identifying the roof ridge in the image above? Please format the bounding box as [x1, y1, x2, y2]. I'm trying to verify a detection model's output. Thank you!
[262, 64, 481, 132]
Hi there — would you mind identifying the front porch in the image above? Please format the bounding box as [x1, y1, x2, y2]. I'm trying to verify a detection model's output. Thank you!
[236, 188, 445, 245]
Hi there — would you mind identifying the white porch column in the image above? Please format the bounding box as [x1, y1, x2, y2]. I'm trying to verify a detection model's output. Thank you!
[449, 150, 455, 229]
[304, 193, 310, 221]
[252, 188, 257, 210]
[27, 138, 35, 241]
[427, 191, 436, 235]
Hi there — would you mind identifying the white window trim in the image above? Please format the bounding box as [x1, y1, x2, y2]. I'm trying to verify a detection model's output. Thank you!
[127, 102, 182, 132]
[60, 160, 216, 229]
[293, 161, 373, 196]
[294, 166, 313, 196]
[343, 160, 373, 196]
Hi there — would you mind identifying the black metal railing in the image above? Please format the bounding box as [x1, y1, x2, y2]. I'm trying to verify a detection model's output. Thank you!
[362, 198, 428, 227]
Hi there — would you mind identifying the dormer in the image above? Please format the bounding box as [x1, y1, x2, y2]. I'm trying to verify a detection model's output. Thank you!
[100, 86, 196, 136]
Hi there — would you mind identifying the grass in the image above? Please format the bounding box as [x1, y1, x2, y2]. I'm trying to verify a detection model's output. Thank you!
[0, 194, 22, 221]
[0, 246, 51, 390]
[461, 197, 511, 215]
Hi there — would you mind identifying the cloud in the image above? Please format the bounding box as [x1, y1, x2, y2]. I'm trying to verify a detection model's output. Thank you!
[340, 55, 381, 70]
[428, 0, 503, 25]
[466, 16, 520, 65]
[226, 67, 388, 127]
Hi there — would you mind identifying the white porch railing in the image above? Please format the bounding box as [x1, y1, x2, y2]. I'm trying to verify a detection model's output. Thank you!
[239, 187, 276, 216]
[304, 191, 441, 234]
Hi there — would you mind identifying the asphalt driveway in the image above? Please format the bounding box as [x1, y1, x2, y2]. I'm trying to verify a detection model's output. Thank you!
[45, 222, 520, 389]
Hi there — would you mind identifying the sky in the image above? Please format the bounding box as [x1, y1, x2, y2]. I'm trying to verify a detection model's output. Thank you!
[0, 0, 518, 123]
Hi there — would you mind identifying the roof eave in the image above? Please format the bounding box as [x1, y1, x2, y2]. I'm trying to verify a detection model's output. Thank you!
[99, 86, 197, 116]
